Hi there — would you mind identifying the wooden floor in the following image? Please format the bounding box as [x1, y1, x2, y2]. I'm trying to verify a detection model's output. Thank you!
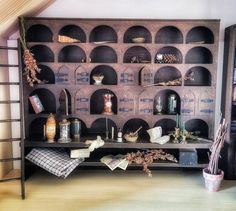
[0, 169, 236, 211]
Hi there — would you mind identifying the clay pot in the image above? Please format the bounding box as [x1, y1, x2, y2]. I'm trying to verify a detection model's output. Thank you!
[203, 168, 224, 192]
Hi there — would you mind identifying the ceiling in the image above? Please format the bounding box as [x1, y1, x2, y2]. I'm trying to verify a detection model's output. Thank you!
[0, 0, 55, 38]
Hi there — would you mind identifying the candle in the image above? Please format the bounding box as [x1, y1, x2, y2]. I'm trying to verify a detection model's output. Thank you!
[111, 127, 114, 139]
[176, 114, 179, 128]
[179, 115, 181, 130]
[105, 117, 108, 132]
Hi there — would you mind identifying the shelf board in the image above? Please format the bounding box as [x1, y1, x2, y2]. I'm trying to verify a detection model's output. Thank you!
[79, 161, 207, 168]
[24, 137, 212, 149]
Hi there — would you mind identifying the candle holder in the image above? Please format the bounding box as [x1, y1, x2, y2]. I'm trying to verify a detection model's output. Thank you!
[102, 93, 114, 115]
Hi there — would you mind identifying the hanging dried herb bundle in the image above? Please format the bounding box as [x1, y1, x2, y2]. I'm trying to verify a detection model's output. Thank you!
[126, 149, 178, 177]
[20, 17, 42, 87]
[207, 118, 228, 175]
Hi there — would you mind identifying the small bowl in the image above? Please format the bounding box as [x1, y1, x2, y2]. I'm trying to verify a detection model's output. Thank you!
[124, 134, 138, 142]
[92, 74, 104, 85]
[132, 37, 145, 43]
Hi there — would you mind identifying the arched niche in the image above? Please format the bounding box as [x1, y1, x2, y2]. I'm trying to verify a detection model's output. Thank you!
[153, 89, 181, 115]
[184, 66, 211, 86]
[58, 45, 86, 63]
[56, 65, 70, 84]
[123, 46, 151, 63]
[139, 66, 154, 86]
[67, 118, 88, 136]
[154, 66, 182, 86]
[154, 118, 176, 135]
[30, 45, 54, 62]
[75, 89, 90, 114]
[185, 119, 209, 138]
[26, 24, 53, 42]
[58, 89, 71, 115]
[123, 26, 152, 43]
[90, 65, 117, 85]
[37, 65, 55, 84]
[90, 46, 117, 63]
[181, 90, 196, 116]
[123, 118, 149, 140]
[75, 65, 89, 85]
[89, 25, 117, 43]
[185, 47, 212, 64]
[29, 117, 47, 138]
[89, 118, 117, 135]
[120, 67, 135, 85]
[186, 26, 214, 44]
[90, 89, 117, 115]
[155, 46, 182, 63]
[155, 26, 183, 44]
[58, 25, 86, 43]
[29, 88, 56, 114]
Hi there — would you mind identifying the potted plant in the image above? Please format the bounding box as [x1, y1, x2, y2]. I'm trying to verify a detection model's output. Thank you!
[203, 118, 228, 192]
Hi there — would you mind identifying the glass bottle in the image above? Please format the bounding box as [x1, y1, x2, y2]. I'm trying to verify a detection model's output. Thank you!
[168, 94, 177, 114]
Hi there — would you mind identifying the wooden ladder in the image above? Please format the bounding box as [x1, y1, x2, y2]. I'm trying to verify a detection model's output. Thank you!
[0, 44, 25, 199]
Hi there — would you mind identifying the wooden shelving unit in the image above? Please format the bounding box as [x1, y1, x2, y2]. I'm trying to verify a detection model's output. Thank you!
[21, 18, 219, 173]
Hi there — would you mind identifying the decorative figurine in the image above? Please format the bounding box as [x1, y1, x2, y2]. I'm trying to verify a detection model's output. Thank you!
[45, 113, 56, 143]
[58, 119, 71, 143]
[70, 118, 81, 141]
[102, 93, 114, 115]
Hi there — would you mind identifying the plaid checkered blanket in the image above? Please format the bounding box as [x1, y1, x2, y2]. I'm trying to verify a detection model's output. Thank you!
[26, 148, 84, 179]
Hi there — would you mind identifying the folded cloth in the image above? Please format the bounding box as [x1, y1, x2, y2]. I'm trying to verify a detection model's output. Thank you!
[85, 136, 104, 152]
[26, 148, 84, 179]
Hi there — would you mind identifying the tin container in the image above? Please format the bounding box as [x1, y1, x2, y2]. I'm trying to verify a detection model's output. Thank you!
[70, 119, 81, 140]
[168, 94, 177, 114]
[58, 119, 71, 143]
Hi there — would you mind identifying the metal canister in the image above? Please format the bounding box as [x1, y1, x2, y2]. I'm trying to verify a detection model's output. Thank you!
[70, 119, 81, 140]
[168, 94, 177, 114]
[58, 119, 71, 143]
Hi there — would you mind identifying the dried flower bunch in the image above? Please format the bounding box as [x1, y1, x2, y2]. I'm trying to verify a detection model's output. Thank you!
[126, 149, 178, 177]
[207, 118, 228, 175]
[20, 17, 42, 87]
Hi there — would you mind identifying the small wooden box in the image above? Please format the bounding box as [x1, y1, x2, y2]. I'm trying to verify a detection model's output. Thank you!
[179, 149, 198, 165]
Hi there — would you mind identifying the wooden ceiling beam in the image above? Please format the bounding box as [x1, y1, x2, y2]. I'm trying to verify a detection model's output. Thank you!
[0, 0, 55, 38]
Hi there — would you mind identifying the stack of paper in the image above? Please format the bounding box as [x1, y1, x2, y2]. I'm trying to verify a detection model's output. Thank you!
[100, 154, 129, 171]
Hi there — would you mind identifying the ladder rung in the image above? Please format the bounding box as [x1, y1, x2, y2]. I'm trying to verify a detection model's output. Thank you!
[0, 100, 20, 104]
[0, 82, 20, 85]
[0, 177, 21, 182]
[0, 158, 21, 162]
[0, 64, 19, 67]
[0, 138, 21, 142]
[0, 119, 21, 123]
[0, 46, 18, 50]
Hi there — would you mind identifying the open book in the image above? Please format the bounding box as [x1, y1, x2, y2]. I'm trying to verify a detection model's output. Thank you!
[100, 154, 129, 171]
